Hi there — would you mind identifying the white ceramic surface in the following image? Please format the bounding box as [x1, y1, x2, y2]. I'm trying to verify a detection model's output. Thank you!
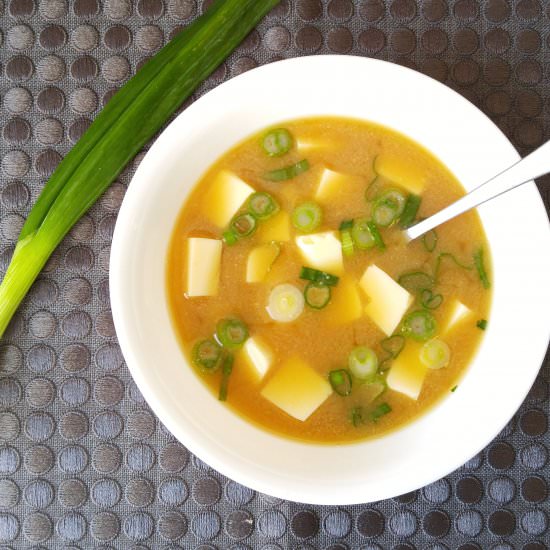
[110, 55, 550, 505]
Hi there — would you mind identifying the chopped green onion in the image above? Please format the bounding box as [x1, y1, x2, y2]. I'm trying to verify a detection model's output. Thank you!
[299, 267, 339, 286]
[266, 283, 304, 323]
[420, 289, 443, 309]
[340, 229, 354, 257]
[264, 159, 310, 182]
[261, 128, 293, 157]
[304, 282, 331, 309]
[292, 202, 322, 233]
[361, 377, 387, 403]
[350, 406, 364, 427]
[422, 229, 438, 253]
[398, 271, 434, 292]
[351, 217, 385, 250]
[381, 335, 406, 358]
[247, 192, 279, 220]
[0, 0, 280, 340]
[476, 319, 488, 330]
[473, 247, 491, 289]
[339, 220, 354, 231]
[329, 369, 353, 396]
[370, 402, 392, 422]
[230, 212, 257, 238]
[192, 339, 223, 373]
[222, 230, 238, 246]
[218, 353, 234, 401]
[372, 197, 399, 227]
[420, 339, 451, 369]
[399, 194, 421, 228]
[378, 188, 406, 216]
[434, 252, 473, 280]
[402, 310, 437, 341]
[348, 346, 378, 380]
[215, 318, 249, 349]
[451, 385, 458, 393]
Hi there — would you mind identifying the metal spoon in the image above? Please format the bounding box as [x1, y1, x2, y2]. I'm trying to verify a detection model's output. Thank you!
[404, 140, 550, 241]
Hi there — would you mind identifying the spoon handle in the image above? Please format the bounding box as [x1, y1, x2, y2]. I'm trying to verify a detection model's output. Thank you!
[405, 139, 550, 241]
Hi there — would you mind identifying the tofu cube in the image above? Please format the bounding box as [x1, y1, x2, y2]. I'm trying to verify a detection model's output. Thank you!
[295, 231, 344, 275]
[240, 336, 274, 381]
[327, 276, 363, 324]
[261, 357, 332, 421]
[375, 155, 425, 195]
[186, 238, 222, 297]
[202, 170, 254, 227]
[255, 211, 290, 242]
[359, 265, 413, 335]
[246, 243, 280, 283]
[387, 342, 428, 400]
[315, 168, 354, 204]
[442, 299, 473, 333]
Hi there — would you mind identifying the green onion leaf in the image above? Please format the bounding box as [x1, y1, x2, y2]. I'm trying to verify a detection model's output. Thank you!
[340, 229, 354, 257]
[451, 385, 458, 393]
[222, 230, 238, 246]
[261, 128, 293, 157]
[329, 369, 353, 396]
[264, 159, 310, 181]
[247, 192, 279, 220]
[218, 353, 234, 401]
[0, 0, 280, 339]
[420, 338, 451, 369]
[192, 339, 223, 373]
[350, 406, 364, 427]
[381, 335, 406, 358]
[299, 267, 339, 286]
[398, 271, 434, 293]
[304, 282, 331, 309]
[339, 220, 354, 231]
[399, 194, 421, 228]
[351, 217, 385, 250]
[348, 346, 378, 380]
[473, 247, 491, 289]
[215, 318, 249, 349]
[422, 229, 438, 253]
[369, 402, 392, 422]
[372, 197, 399, 227]
[377, 188, 406, 216]
[420, 289, 443, 309]
[476, 319, 488, 330]
[292, 202, 322, 233]
[434, 252, 473, 281]
[402, 310, 437, 341]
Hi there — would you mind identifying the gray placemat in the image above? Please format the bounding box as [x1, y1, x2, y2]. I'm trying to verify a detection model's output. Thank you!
[0, 1, 549, 548]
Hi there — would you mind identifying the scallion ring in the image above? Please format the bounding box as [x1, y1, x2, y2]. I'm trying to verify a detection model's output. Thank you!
[247, 192, 279, 220]
[261, 128, 293, 157]
[348, 346, 378, 380]
[422, 229, 438, 253]
[292, 202, 322, 233]
[192, 339, 223, 373]
[372, 197, 399, 227]
[378, 188, 406, 217]
[420, 289, 443, 309]
[304, 282, 331, 309]
[215, 318, 249, 349]
[420, 339, 451, 370]
[398, 271, 434, 293]
[402, 310, 437, 341]
[351, 217, 385, 250]
[266, 283, 304, 323]
[230, 212, 257, 238]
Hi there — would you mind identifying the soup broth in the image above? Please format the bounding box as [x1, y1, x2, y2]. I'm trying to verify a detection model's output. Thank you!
[167, 117, 491, 443]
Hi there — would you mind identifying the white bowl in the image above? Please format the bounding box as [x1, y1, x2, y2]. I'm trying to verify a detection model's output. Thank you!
[110, 55, 550, 505]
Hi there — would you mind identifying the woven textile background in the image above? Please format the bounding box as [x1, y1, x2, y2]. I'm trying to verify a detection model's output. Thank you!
[0, 1, 549, 548]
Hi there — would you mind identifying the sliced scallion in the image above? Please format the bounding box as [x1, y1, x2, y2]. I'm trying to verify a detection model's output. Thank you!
[304, 282, 331, 309]
[0, 0, 280, 339]
[370, 402, 392, 422]
[348, 346, 378, 380]
[266, 283, 304, 323]
[192, 339, 223, 373]
[292, 202, 322, 233]
[372, 197, 399, 227]
[434, 252, 473, 280]
[218, 353, 234, 401]
[264, 159, 310, 182]
[261, 128, 293, 157]
[473, 247, 491, 289]
[350, 406, 364, 427]
[222, 230, 238, 246]
[339, 220, 354, 257]
[381, 335, 406, 358]
[476, 319, 488, 330]
[378, 188, 406, 216]
[247, 192, 279, 220]
[422, 229, 438, 253]
[329, 369, 353, 396]
[299, 267, 339, 286]
[420, 289, 443, 309]
[398, 271, 434, 293]
[399, 194, 421, 228]
[230, 212, 257, 238]
[215, 318, 249, 349]
[351, 217, 385, 250]
[402, 310, 437, 341]
[420, 339, 451, 370]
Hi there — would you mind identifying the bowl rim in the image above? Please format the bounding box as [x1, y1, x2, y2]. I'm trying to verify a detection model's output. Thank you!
[110, 54, 550, 504]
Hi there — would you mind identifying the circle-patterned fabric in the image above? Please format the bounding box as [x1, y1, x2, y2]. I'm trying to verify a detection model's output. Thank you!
[0, 0, 549, 548]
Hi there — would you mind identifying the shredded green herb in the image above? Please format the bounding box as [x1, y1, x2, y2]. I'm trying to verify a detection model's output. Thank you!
[398, 271, 434, 293]
[264, 159, 310, 181]
[370, 402, 392, 421]
[476, 319, 488, 330]
[473, 247, 491, 289]
[451, 385, 458, 393]
[399, 194, 421, 228]
[218, 353, 234, 401]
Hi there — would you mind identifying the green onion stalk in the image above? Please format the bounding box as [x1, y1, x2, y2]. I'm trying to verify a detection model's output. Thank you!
[0, 0, 280, 338]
